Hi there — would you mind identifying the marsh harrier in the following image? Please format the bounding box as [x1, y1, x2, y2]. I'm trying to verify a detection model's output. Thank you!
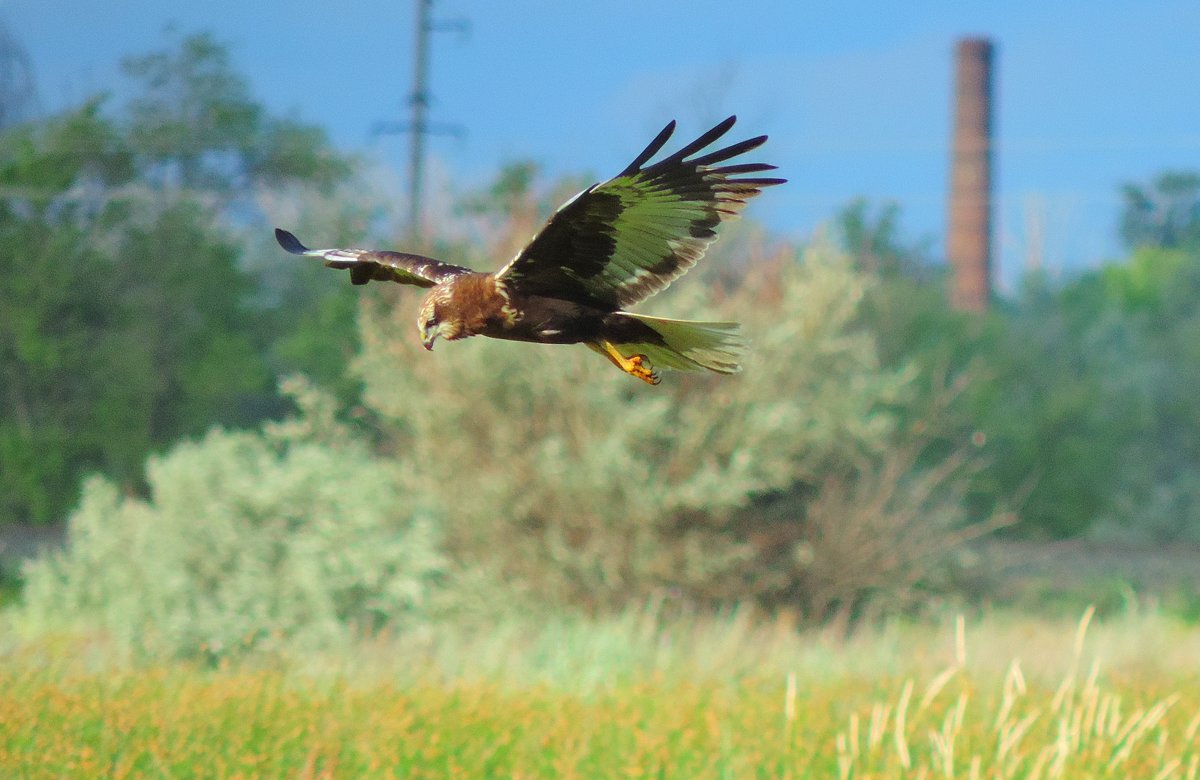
[276, 116, 783, 384]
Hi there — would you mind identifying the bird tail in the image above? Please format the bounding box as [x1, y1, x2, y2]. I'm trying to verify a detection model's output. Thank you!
[616, 313, 746, 375]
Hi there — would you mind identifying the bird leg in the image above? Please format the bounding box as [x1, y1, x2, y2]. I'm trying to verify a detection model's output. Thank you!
[589, 340, 661, 385]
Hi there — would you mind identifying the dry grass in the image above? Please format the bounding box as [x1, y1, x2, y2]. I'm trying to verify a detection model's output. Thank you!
[2, 609, 1199, 777]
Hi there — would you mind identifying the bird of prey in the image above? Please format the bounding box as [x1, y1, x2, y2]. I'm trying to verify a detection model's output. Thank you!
[275, 115, 783, 385]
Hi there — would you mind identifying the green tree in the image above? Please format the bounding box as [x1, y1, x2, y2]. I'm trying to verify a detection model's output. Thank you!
[1120, 171, 1200, 251]
[833, 195, 1200, 539]
[836, 197, 935, 279]
[944, 246, 1200, 540]
[123, 30, 348, 195]
[115, 201, 270, 443]
[0, 102, 144, 523]
[964, 275, 1140, 537]
[0, 31, 356, 525]
[117, 28, 359, 411]
[1091, 246, 1200, 542]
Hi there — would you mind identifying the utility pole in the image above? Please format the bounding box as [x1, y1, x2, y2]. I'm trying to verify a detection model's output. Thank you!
[374, 0, 466, 245]
[946, 37, 995, 313]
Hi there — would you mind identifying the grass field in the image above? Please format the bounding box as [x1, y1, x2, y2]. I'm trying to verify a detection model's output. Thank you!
[4, 608, 1200, 778]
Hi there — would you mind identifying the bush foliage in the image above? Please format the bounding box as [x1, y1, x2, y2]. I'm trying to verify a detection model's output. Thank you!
[355, 237, 986, 619]
[18, 379, 445, 660]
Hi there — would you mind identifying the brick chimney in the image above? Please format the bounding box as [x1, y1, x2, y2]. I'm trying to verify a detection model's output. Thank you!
[946, 38, 994, 312]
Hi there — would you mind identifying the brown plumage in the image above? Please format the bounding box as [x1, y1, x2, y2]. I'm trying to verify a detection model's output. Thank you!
[276, 115, 784, 385]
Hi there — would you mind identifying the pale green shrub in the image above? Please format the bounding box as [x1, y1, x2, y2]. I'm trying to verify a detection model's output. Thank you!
[353, 241, 971, 612]
[18, 378, 445, 659]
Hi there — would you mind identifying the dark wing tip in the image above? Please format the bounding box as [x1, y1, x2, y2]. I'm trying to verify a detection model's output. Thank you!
[621, 119, 678, 176]
[663, 115, 741, 165]
[716, 162, 779, 175]
[275, 228, 308, 255]
[709, 115, 738, 136]
[688, 135, 771, 167]
[730, 176, 788, 187]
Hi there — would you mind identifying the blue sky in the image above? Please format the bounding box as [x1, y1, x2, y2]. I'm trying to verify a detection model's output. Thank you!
[7, 1, 1200, 288]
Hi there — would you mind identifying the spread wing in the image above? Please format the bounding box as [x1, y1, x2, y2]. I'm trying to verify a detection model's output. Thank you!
[495, 116, 785, 309]
[275, 228, 472, 287]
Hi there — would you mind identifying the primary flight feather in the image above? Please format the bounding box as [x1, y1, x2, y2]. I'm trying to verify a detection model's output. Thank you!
[276, 115, 784, 384]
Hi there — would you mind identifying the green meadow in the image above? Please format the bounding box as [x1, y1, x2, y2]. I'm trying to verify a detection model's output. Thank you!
[4, 609, 1200, 778]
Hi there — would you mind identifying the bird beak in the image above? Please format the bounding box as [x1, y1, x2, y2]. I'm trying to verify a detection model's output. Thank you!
[421, 330, 438, 351]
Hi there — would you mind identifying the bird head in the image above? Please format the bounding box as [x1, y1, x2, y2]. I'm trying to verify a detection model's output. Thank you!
[417, 287, 461, 350]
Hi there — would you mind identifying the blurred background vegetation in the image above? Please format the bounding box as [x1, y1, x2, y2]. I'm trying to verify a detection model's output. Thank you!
[4, 30, 1200, 661]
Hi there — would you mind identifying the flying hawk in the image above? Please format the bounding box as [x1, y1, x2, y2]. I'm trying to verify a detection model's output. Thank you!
[276, 115, 783, 385]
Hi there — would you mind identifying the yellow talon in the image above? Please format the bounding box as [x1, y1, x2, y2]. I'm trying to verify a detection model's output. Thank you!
[590, 341, 661, 385]
[626, 354, 661, 385]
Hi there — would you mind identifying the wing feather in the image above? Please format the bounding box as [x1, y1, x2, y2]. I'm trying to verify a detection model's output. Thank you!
[275, 228, 471, 287]
[496, 116, 785, 308]
[618, 120, 677, 176]
[659, 115, 738, 164]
